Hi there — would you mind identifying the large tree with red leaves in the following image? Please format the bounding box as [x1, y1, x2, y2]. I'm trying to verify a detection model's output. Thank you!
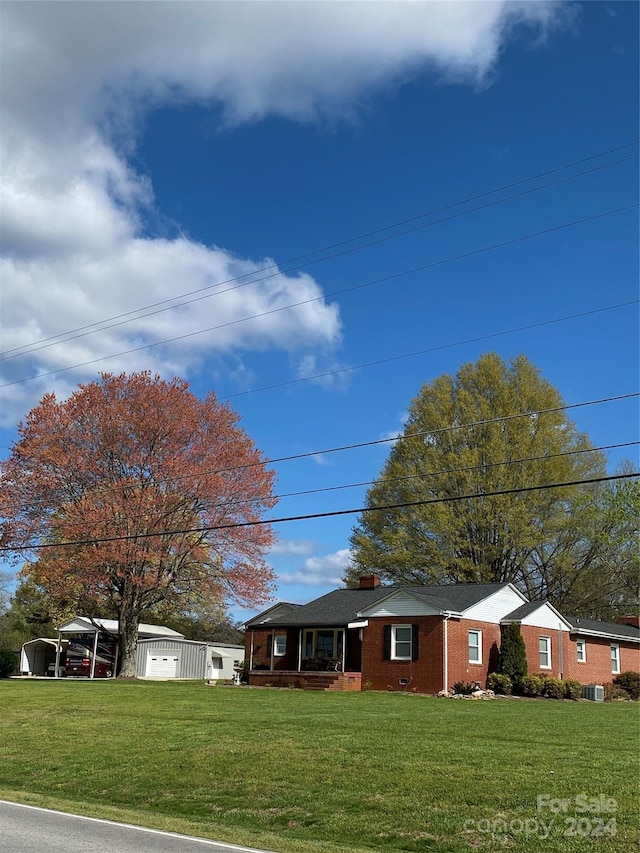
[0, 373, 277, 676]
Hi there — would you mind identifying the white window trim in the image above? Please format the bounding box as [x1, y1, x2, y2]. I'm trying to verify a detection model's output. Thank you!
[611, 643, 620, 675]
[468, 629, 482, 665]
[576, 640, 587, 663]
[274, 633, 287, 656]
[539, 636, 551, 670]
[391, 625, 412, 661]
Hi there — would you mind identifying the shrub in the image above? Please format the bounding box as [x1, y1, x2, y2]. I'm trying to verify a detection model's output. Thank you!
[614, 672, 639, 701]
[486, 672, 512, 695]
[563, 679, 582, 701]
[604, 682, 630, 701]
[542, 677, 565, 700]
[519, 674, 545, 697]
[0, 650, 17, 678]
[496, 623, 528, 686]
[452, 681, 476, 695]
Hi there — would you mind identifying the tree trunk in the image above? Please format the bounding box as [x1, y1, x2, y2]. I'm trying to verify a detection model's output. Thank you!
[118, 600, 139, 678]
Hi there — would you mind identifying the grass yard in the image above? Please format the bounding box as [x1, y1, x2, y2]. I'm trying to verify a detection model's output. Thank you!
[0, 681, 637, 853]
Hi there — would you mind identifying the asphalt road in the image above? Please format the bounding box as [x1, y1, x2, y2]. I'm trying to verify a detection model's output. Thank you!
[0, 801, 274, 853]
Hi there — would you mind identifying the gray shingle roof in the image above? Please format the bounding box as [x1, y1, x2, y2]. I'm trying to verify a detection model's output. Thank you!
[246, 582, 510, 628]
[567, 616, 640, 642]
[502, 601, 551, 621]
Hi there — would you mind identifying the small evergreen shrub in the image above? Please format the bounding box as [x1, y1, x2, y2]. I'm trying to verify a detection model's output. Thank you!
[563, 679, 582, 701]
[0, 650, 17, 678]
[486, 672, 512, 695]
[452, 681, 476, 695]
[519, 674, 545, 697]
[542, 677, 565, 699]
[614, 672, 639, 701]
[496, 623, 528, 686]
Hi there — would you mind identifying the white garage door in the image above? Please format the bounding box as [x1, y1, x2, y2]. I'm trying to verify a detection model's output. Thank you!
[146, 651, 180, 678]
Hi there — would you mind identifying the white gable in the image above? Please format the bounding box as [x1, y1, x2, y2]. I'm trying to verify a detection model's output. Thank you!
[462, 585, 527, 623]
[359, 589, 442, 618]
[518, 603, 570, 632]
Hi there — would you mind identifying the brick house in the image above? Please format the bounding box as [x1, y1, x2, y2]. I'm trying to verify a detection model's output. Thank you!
[245, 575, 640, 693]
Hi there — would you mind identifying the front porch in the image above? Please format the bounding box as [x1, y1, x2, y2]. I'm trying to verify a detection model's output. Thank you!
[249, 669, 362, 691]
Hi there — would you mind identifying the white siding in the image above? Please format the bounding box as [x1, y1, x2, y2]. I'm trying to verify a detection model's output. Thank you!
[521, 605, 570, 631]
[463, 585, 527, 623]
[360, 591, 441, 618]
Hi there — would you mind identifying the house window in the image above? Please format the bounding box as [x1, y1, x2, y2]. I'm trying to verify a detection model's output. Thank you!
[468, 630, 482, 664]
[274, 634, 287, 656]
[392, 625, 412, 660]
[539, 636, 551, 669]
[611, 644, 620, 675]
[576, 640, 586, 663]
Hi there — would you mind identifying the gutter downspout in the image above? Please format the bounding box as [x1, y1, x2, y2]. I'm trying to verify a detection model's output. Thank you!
[443, 614, 450, 693]
[558, 623, 564, 680]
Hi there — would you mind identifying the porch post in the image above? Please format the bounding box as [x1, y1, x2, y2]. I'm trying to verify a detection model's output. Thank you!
[90, 630, 99, 679]
[341, 629, 346, 672]
[54, 630, 62, 678]
[297, 629, 303, 672]
[270, 629, 275, 671]
[113, 643, 119, 678]
[249, 631, 254, 670]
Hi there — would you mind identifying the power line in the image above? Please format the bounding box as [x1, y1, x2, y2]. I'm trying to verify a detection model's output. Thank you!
[3, 472, 636, 553]
[3, 392, 637, 509]
[2, 141, 636, 361]
[221, 300, 638, 400]
[23, 440, 636, 531]
[2, 203, 637, 390]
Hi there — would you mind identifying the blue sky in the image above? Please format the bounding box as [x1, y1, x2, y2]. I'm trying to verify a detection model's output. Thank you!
[1, 2, 638, 622]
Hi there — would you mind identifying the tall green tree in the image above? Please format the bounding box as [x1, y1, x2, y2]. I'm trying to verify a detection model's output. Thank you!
[347, 353, 615, 606]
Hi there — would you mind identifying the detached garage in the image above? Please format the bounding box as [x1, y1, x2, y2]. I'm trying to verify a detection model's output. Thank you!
[136, 638, 244, 681]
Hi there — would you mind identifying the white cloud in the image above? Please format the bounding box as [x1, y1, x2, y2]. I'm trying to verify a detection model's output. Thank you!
[0, 2, 567, 425]
[279, 548, 353, 587]
[270, 540, 316, 557]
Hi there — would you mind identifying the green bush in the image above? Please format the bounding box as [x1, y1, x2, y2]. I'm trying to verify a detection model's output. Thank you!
[614, 672, 639, 701]
[563, 679, 582, 701]
[486, 672, 512, 694]
[452, 681, 476, 695]
[496, 623, 528, 686]
[542, 677, 565, 699]
[0, 650, 17, 678]
[519, 674, 545, 697]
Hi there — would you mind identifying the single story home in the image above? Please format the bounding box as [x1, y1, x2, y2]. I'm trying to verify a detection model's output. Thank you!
[245, 574, 640, 693]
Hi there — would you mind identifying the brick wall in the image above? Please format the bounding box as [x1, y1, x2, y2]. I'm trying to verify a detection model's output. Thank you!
[245, 627, 300, 671]
[563, 636, 640, 683]
[447, 618, 501, 689]
[361, 616, 443, 693]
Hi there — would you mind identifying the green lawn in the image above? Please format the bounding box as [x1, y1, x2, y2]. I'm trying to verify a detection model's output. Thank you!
[0, 681, 637, 853]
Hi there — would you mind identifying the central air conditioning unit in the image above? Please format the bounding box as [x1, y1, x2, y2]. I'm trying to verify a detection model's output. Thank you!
[581, 684, 604, 702]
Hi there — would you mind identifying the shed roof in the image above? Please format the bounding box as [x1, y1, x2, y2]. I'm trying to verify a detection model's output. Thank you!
[566, 616, 640, 643]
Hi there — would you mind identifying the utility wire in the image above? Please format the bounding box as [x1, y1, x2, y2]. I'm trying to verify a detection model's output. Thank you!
[2, 141, 636, 361]
[2, 203, 637, 390]
[4, 393, 637, 507]
[222, 300, 638, 400]
[3, 472, 636, 552]
[24, 440, 637, 531]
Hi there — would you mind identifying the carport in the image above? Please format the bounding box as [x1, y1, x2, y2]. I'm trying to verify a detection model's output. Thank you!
[20, 638, 68, 676]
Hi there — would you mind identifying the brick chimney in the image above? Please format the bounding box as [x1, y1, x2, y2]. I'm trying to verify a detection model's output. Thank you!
[359, 574, 381, 589]
[616, 615, 640, 629]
